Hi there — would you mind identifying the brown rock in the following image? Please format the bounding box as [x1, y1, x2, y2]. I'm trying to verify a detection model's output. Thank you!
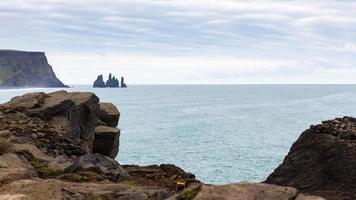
[0, 92, 48, 112]
[0, 179, 172, 200]
[12, 143, 51, 161]
[265, 117, 356, 200]
[194, 183, 325, 200]
[93, 126, 120, 158]
[98, 102, 120, 127]
[0, 153, 35, 185]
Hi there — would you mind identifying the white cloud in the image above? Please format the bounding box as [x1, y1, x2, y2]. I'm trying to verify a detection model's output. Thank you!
[0, 0, 355, 83]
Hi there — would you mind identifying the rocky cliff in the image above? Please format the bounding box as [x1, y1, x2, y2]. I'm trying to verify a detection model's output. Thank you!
[0, 50, 67, 88]
[0, 91, 198, 200]
[0, 91, 352, 199]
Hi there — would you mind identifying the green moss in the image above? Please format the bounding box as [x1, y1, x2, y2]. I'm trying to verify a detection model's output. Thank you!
[59, 170, 104, 182]
[93, 195, 107, 200]
[30, 159, 47, 169]
[120, 180, 140, 188]
[39, 167, 64, 177]
[30, 159, 63, 178]
[176, 186, 201, 200]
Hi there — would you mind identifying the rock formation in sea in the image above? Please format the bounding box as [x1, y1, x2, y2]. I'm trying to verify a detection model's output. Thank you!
[93, 73, 126, 88]
[0, 50, 67, 88]
[105, 73, 119, 88]
[0, 91, 352, 199]
[93, 75, 106, 88]
[121, 76, 127, 88]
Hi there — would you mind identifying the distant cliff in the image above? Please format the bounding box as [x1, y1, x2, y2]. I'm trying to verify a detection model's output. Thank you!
[0, 50, 67, 88]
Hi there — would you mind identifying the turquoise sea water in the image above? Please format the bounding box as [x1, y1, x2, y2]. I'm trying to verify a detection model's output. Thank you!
[1, 85, 356, 184]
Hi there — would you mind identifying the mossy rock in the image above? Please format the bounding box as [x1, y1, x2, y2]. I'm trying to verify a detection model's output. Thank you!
[58, 170, 104, 182]
[120, 180, 140, 188]
[30, 158, 64, 178]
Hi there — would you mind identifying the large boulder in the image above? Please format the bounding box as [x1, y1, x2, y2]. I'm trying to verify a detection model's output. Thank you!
[98, 102, 120, 127]
[0, 91, 100, 153]
[265, 117, 356, 200]
[93, 126, 120, 159]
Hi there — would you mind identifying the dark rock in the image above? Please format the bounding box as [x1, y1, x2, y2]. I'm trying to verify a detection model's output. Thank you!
[93, 75, 106, 88]
[93, 126, 120, 159]
[98, 102, 120, 127]
[121, 76, 127, 88]
[105, 73, 119, 88]
[0, 50, 67, 88]
[265, 117, 356, 200]
[66, 153, 129, 181]
[93, 73, 126, 88]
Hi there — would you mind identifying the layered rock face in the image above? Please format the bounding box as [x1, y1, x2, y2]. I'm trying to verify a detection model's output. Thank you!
[0, 91, 198, 200]
[265, 117, 356, 200]
[0, 50, 67, 88]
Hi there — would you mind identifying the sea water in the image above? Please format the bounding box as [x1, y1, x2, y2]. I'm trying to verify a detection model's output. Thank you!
[1, 85, 356, 184]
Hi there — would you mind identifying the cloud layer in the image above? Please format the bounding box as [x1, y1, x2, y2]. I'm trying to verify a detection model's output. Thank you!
[0, 0, 355, 84]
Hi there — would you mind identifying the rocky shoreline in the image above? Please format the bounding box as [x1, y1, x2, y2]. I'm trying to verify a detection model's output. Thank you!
[0, 91, 354, 199]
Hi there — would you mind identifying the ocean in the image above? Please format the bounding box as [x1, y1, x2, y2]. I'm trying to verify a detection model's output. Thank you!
[1, 85, 356, 184]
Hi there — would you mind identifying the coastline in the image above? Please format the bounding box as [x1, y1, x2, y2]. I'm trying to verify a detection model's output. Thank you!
[0, 90, 354, 199]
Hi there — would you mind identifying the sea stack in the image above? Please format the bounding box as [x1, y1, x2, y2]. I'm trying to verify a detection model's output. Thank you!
[93, 75, 106, 88]
[105, 73, 119, 88]
[0, 50, 67, 88]
[120, 76, 127, 88]
[93, 73, 126, 88]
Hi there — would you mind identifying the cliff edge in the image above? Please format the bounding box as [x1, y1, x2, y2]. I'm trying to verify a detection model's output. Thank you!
[0, 50, 67, 88]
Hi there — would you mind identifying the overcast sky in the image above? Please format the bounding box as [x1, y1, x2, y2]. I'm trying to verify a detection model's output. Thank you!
[1, 0, 356, 84]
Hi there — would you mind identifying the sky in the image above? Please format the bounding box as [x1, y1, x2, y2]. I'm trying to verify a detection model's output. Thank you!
[0, 0, 356, 84]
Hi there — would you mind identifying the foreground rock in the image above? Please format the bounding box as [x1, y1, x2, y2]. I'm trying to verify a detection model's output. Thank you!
[0, 50, 67, 88]
[266, 117, 356, 200]
[0, 91, 199, 200]
[193, 183, 325, 200]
